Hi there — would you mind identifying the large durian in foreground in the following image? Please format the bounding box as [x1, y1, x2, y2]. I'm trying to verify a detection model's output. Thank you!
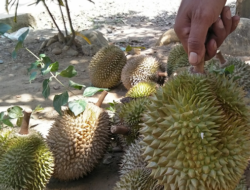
[88, 45, 127, 88]
[47, 92, 110, 181]
[121, 55, 166, 90]
[126, 81, 158, 98]
[166, 44, 189, 76]
[0, 109, 54, 190]
[140, 71, 250, 190]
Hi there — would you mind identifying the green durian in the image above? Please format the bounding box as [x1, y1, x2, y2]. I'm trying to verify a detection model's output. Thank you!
[47, 103, 110, 181]
[166, 44, 189, 76]
[88, 45, 127, 88]
[207, 56, 250, 91]
[126, 81, 158, 98]
[140, 71, 250, 190]
[0, 129, 13, 158]
[118, 98, 150, 144]
[0, 129, 54, 190]
[121, 55, 166, 90]
[114, 168, 163, 190]
[119, 138, 146, 175]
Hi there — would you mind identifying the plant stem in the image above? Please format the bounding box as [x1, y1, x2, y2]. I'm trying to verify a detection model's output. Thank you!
[58, 0, 68, 36]
[19, 108, 32, 135]
[25, 48, 40, 59]
[42, 0, 63, 35]
[64, 0, 75, 46]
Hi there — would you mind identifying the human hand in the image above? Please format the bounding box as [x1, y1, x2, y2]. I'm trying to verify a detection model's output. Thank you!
[174, 0, 240, 65]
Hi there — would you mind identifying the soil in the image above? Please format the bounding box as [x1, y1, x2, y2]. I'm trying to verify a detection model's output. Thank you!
[1, 0, 249, 190]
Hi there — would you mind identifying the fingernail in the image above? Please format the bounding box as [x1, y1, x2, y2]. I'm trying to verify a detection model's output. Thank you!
[226, 9, 231, 19]
[218, 19, 224, 29]
[189, 52, 198, 64]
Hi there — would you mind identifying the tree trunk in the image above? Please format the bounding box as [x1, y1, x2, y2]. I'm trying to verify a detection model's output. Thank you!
[236, 0, 250, 18]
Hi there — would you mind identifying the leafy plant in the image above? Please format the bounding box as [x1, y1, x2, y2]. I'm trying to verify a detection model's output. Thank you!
[0, 106, 24, 129]
[0, 23, 108, 117]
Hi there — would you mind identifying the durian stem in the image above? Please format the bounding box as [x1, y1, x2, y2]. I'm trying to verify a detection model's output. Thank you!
[216, 50, 227, 64]
[110, 125, 130, 135]
[192, 58, 205, 74]
[19, 108, 32, 135]
[158, 71, 168, 77]
[95, 91, 108, 107]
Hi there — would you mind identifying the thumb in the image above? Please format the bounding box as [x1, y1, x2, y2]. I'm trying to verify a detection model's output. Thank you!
[188, 21, 209, 65]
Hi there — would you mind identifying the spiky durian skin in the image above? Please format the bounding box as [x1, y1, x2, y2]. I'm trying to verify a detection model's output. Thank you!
[114, 168, 163, 190]
[88, 45, 127, 88]
[0, 129, 13, 158]
[0, 131, 54, 190]
[126, 81, 157, 98]
[47, 103, 110, 181]
[120, 138, 146, 175]
[234, 175, 247, 190]
[121, 55, 165, 90]
[166, 44, 189, 76]
[140, 71, 250, 190]
[119, 98, 150, 144]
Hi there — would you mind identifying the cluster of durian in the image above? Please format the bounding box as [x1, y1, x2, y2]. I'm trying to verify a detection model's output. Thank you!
[114, 138, 164, 190]
[121, 55, 166, 90]
[46, 103, 110, 181]
[140, 70, 250, 190]
[0, 128, 54, 190]
[88, 45, 127, 88]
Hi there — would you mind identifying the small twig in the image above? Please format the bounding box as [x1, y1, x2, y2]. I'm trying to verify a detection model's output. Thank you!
[95, 91, 108, 107]
[19, 108, 32, 135]
[158, 71, 168, 77]
[192, 58, 205, 74]
[25, 48, 39, 59]
[111, 125, 130, 135]
[216, 50, 227, 65]
[58, 0, 68, 37]
[64, 0, 75, 46]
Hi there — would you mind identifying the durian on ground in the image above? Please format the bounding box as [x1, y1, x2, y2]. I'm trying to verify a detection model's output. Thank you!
[0, 129, 54, 190]
[140, 71, 250, 190]
[126, 81, 158, 98]
[121, 55, 166, 90]
[88, 45, 127, 88]
[47, 103, 110, 181]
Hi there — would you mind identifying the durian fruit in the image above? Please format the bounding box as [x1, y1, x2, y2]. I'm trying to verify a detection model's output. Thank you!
[0, 109, 54, 190]
[140, 71, 250, 190]
[166, 44, 189, 76]
[119, 137, 146, 175]
[121, 55, 166, 90]
[47, 91, 110, 181]
[234, 175, 247, 190]
[0, 129, 13, 157]
[126, 81, 158, 98]
[88, 45, 127, 88]
[116, 98, 150, 144]
[114, 168, 163, 190]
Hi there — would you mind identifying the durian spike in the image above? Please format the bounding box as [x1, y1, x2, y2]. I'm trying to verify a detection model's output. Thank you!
[192, 57, 205, 74]
[19, 108, 32, 135]
[95, 90, 108, 107]
[216, 50, 227, 65]
[158, 71, 168, 77]
[111, 125, 130, 135]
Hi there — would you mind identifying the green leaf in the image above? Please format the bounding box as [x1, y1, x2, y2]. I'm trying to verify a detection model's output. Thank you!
[7, 106, 23, 119]
[42, 79, 51, 99]
[12, 50, 17, 59]
[28, 61, 41, 73]
[33, 104, 44, 113]
[58, 0, 64, 6]
[2, 119, 13, 127]
[59, 65, 77, 78]
[53, 91, 69, 115]
[225, 65, 235, 75]
[83, 87, 109, 97]
[68, 99, 87, 116]
[12, 41, 24, 59]
[29, 71, 37, 82]
[0, 112, 4, 120]
[125, 45, 132, 52]
[39, 54, 46, 58]
[0, 23, 11, 35]
[41, 56, 52, 75]
[50, 62, 59, 72]
[69, 80, 85, 90]
[16, 117, 23, 127]
[17, 28, 29, 42]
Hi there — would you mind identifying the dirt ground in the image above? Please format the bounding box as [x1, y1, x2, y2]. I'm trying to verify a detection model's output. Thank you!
[1, 0, 250, 189]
